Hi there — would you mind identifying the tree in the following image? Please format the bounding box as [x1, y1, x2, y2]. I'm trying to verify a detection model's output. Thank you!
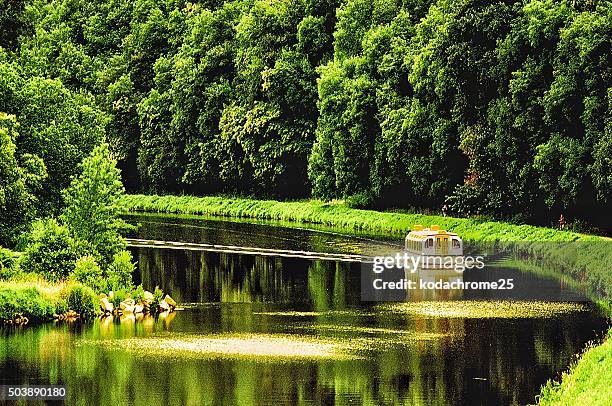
[20, 218, 80, 282]
[62, 143, 131, 264]
[0, 0, 27, 50]
[0, 113, 46, 246]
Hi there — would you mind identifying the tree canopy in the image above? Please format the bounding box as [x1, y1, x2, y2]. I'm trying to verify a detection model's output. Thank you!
[0, 0, 610, 231]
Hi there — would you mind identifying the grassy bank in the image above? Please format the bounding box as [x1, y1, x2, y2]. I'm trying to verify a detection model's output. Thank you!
[0, 277, 99, 324]
[538, 332, 611, 405]
[119, 194, 600, 242]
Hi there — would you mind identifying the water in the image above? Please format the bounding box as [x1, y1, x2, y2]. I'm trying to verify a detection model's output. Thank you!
[0, 214, 608, 405]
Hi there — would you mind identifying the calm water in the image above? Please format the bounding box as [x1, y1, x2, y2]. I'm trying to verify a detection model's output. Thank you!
[0, 215, 608, 405]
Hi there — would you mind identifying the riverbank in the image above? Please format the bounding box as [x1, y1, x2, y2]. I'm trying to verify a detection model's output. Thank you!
[119, 194, 610, 298]
[119, 194, 601, 242]
[538, 332, 611, 405]
[0, 277, 99, 324]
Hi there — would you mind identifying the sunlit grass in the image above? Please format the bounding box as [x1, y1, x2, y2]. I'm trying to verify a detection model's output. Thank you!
[78, 333, 365, 361]
[119, 194, 602, 242]
[538, 334, 611, 405]
[376, 301, 587, 319]
[0, 277, 67, 300]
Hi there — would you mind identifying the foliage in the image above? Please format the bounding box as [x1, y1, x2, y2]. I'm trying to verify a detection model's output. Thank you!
[62, 282, 100, 319]
[309, 0, 611, 229]
[0, 282, 56, 321]
[0, 247, 21, 280]
[0, 0, 27, 49]
[108, 287, 130, 309]
[20, 219, 80, 282]
[0, 113, 46, 246]
[345, 192, 375, 209]
[538, 332, 611, 405]
[132, 284, 145, 302]
[0, 58, 107, 218]
[2, 0, 609, 230]
[105, 250, 135, 292]
[151, 285, 164, 309]
[71, 249, 135, 296]
[62, 143, 132, 265]
[72, 255, 105, 292]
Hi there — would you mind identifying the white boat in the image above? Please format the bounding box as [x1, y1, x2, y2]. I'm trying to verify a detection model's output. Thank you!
[404, 224, 463, 271]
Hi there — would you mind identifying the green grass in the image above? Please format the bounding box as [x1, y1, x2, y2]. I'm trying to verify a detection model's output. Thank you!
[538, 332, 611, 405]
[0, 278, 99, 322]
[0, 279, 61, 322]
[119, 194, 602, 242]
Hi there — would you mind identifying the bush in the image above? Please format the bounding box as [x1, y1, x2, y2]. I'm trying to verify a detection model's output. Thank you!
[0, 284, 56, 321]
[151, 286, 164, 310]
[20, 219, 80, 282]
[132, 285, 145, 302]
[345, 192, 374, 209]
[105, 250, 135, 291]
[0, 247, 21, 280]
[62, 283, 99, 319]
[108, 288, 130, 309]
[72, 256, 105, 293]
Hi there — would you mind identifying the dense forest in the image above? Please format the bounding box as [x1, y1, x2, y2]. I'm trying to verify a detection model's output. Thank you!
[1, 0, 610, 236]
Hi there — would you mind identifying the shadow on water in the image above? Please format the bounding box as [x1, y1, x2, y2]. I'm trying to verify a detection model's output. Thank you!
[0, 215, 609, 405]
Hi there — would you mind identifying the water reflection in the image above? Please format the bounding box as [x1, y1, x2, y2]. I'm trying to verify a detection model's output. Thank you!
[0, 215, 608, 405]
[124, 213, 401, 257]
[0, 300, 606, 405]
[0, 246, 607, 405]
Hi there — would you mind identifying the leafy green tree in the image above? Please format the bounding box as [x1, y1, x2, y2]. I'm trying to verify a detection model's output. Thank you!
[106, 250, 135, 291]
[0, 113, 46, 246]
[20, 218, 80, 282]
[62, 143, 131, 265]
[72, 255, 105, 292]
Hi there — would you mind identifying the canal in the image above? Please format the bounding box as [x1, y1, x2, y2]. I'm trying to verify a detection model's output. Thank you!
[0, 214, 608, 405]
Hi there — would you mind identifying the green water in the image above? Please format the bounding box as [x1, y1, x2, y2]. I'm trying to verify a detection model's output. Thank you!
[0, 215, 608, 405]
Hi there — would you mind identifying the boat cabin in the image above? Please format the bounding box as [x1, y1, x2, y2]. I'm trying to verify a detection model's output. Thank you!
[405, 225, 462, 256]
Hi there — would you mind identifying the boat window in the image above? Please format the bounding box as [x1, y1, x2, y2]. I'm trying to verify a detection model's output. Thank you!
[452, 239, 461, 248]
[425, 238, 433, 248]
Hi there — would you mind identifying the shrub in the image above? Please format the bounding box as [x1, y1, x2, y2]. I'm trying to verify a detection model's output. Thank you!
[62, 283, 99, 319]
[0, 247, 21, 280]
[108, 288, 130, 309]
[0, 284, 56, 321]
[132, 284, 145, 302]
[345, 192, 374, 209]
[105, 250, 135, 291]
[151, 286, 164, 310]
[72, 256, 105, 293]
[20, 219, 80, 282]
